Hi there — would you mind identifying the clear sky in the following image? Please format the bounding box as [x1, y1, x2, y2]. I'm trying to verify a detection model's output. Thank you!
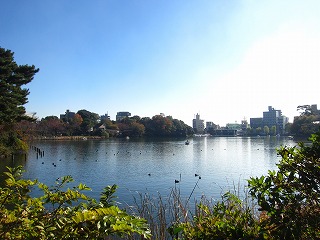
[1, 0, 320, 126]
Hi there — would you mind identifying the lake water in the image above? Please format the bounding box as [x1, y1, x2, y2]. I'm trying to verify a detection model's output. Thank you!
[0, 136, 295, 206]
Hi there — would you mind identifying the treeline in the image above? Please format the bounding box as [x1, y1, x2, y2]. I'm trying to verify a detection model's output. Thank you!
[14, 104, 320, 141]
[287, 105, 320, 137]
[15, 110, 194, 139]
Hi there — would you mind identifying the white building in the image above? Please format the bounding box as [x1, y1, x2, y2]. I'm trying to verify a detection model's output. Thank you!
[193, 113, 205, 134]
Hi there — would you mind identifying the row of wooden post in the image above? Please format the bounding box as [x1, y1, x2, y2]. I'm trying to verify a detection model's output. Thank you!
[30, 145, 44, 159]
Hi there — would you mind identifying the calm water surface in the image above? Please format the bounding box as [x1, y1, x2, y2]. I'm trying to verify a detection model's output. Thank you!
[1, 136, 295, 205]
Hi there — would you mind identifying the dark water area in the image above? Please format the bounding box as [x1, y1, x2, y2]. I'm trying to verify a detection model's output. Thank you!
[0, 136, 295, 206]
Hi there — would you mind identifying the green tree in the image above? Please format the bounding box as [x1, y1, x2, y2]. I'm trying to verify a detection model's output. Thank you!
[147, 115, 173, 137]
[245, 126, 253, 136]
[291, 115, 320, 137]
[0, 166, 151, 239]
[248, 131, 320, 239]
[140, 115, 193, 137]
[0, 47, 39, 156]
[68, 113, 83, 135]
[285, 122, 292, 134]
[171, 119, 194, 137]
[256, 127, 262, 135]
[101, 119, 116, 130]
[130, 115, 141, 122]
[263, 126, 270, 135]
[130, 122, 145, 137]
[77, 110, 100, 134]
[116, 119, 145, 138]
[270, 125, 277, 136]
[0, 48, 39, 124]
[297, 105, 313, 116]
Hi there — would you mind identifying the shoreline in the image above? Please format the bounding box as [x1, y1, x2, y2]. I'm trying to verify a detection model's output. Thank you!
[31, 136, 106, 141]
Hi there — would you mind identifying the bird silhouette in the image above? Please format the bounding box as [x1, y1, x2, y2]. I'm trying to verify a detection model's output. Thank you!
[195, 174, 201, 179]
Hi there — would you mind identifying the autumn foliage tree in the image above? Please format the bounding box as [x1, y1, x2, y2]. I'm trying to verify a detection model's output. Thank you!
[67, 113, 83, 135]
[141, 115, 193, 137]
[38, 116, 66, 136]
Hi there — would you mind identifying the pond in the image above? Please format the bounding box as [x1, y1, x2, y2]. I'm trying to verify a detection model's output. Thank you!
[0, 136, 295, 206]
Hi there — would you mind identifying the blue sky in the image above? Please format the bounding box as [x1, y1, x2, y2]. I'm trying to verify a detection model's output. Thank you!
[1, 0, 320, 126]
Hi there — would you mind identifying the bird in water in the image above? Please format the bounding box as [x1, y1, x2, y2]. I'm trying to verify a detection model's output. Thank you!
[195, 174, 201, 179]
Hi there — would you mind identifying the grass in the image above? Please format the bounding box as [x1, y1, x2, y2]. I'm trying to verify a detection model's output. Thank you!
[121, 179, 260, 240]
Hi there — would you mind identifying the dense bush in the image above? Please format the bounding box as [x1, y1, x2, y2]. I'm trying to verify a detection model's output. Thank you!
[248, 131, 320, 239]
[0, 166, 151, 239]
[171, 192, 261, 239]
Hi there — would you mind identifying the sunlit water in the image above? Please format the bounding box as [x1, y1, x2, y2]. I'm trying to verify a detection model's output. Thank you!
[0, 136, 295, 205]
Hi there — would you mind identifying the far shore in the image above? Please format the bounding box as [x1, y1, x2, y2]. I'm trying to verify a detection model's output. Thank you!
[31, 136, 106, 141]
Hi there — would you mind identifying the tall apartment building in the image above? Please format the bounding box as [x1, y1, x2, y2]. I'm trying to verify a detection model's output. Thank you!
[263, 106, 288, 134]
[193, 113, 205, 133]
[263, 106, 281, 126]
[250, 106, 288, 134]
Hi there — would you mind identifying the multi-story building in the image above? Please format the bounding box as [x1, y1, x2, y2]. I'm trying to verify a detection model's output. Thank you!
[278, 115, 289, 133]
[250, 118, 263, 129]
[263, 106, 289, 134]
[206, 121, 217, 130]
[250, 106, 288, 134]
[311, 104, 320, 115]
[263, 106, 281, 127]
[116, 111, 131, 121]
[193, 113, 205, 134]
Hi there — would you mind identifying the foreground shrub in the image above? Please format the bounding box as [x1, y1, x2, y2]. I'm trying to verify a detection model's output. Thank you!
[0, 166, 151, 239]
[248, 131, 320, 239]
[170, 192, 260, 239]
